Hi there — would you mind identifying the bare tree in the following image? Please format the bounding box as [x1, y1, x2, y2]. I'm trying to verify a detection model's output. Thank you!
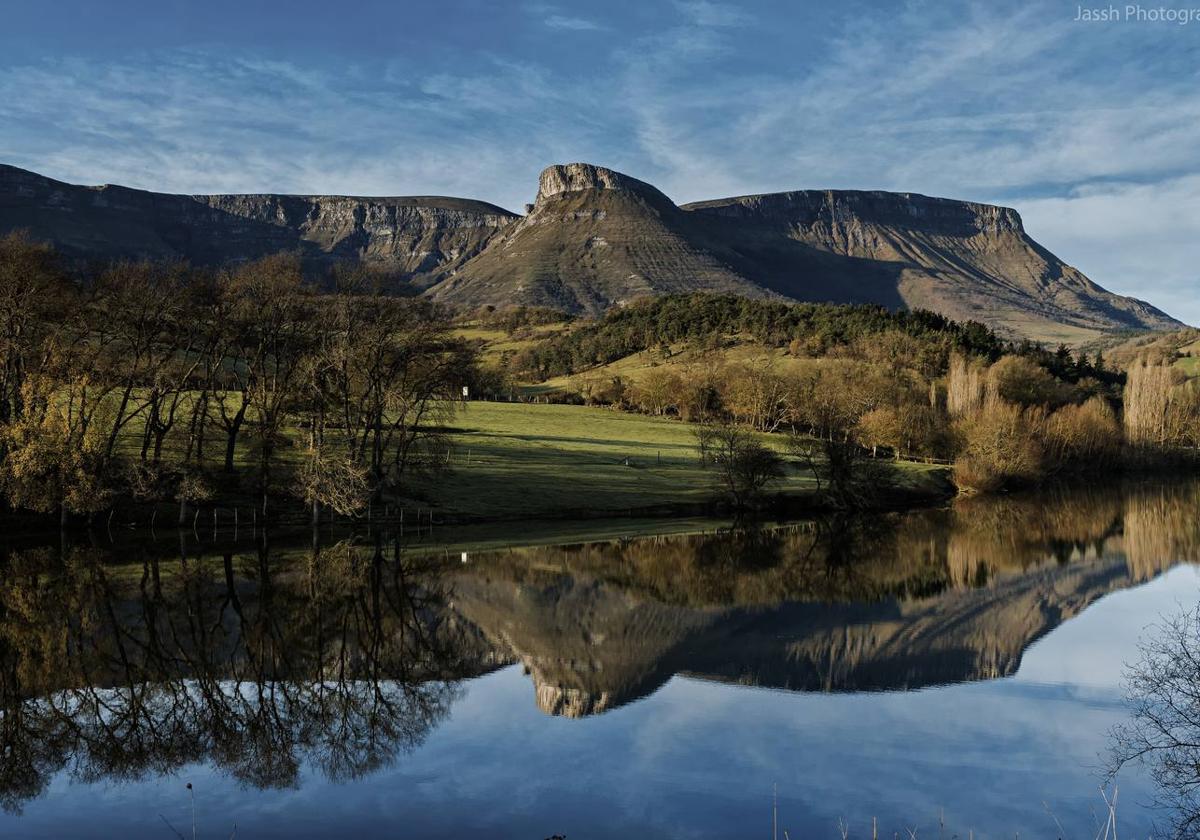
[697, 420, 784, 510]
[1108, 603, 1200, 838]
[221, 255, 314, 517]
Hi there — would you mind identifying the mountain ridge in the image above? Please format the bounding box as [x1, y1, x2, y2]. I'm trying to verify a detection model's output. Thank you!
[0, 161, 1180, 342]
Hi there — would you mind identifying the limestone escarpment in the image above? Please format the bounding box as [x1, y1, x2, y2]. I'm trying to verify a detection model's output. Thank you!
[429, 164, 769, 313]
[684, 189, 1173, 342]
[432, 163, 1178, 340]
[0, 161, 1181, 341]
[533, 162, 674, 208]
[0, 164, 517, 282]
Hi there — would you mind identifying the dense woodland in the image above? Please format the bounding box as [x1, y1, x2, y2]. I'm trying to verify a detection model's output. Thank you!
[2, 232, 1199, 526]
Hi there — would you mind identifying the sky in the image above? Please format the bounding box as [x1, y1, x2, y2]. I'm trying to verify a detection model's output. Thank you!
[1, 0, 1198, 323]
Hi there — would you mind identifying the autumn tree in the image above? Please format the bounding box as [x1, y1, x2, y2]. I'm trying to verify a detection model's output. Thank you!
[953, 402, 1045, 491]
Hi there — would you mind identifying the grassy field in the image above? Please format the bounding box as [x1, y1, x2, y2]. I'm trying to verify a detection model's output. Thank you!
[537, 337, 801, 392]
[420, 401, 947, 519]
[1178, 337, 1200, 376]
[453, 322, 570, 369]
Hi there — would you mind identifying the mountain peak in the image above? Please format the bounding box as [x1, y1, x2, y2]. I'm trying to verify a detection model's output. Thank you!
[535, 163, 672, 207]
[0, 161, 1182, 342]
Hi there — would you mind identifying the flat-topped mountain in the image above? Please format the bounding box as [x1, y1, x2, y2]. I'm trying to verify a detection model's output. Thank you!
[0, 161, 1180, 342]
[0, 163, 516, 284]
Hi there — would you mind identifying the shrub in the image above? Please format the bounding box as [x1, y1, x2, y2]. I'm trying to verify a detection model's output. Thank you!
[954, 402, 1045, 491]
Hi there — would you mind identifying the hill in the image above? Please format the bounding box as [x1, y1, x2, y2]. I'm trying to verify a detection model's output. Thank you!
[0, 161, 1181, 343]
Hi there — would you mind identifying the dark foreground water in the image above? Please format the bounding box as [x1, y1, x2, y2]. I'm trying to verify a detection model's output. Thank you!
[3, 480, 1200, 839]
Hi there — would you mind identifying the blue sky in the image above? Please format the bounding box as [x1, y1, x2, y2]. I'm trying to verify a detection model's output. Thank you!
[1, 0, 1198, 323]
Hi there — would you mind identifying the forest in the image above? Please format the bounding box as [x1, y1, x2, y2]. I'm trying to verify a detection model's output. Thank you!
[503, 295, 1200, 497]
[2, 233, 1199, 527]
[0, 232, 478, 527]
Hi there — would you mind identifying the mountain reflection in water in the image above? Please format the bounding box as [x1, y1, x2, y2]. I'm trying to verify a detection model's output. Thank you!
[1, 479, 1199, 813]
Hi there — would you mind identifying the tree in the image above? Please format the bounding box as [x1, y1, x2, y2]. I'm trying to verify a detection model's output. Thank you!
[1043, 396, 1122, 469]
[697, 421, 784, 510]
[295, 448, 369, 525]
[1123, 360, 1190, 453]
[630, 367, 679, 416]
[720, 360, 788, 431]
[988, 355, 1072, 409]
[953, 402, 1045, 491]
[311, 272, 472, 499]
[0, 374, 112, 525]
[946, 354, 987, 418]
[175, 470, 214, 526]
[222, 255, 314, 517]
[1108, 604, 1200, 838]
[0, 231, 70, 430]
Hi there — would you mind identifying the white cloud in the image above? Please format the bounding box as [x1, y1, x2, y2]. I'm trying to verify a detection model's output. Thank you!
[1018, 176, 1200, 325]
[1, 1, 1197, 323]
[543, 14, 604, 31]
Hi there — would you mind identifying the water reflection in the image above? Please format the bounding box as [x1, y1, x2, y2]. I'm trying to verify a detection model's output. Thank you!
[451, 481, 1200, 716]
[0, 536, 498, 813]
[0, 479, 1198, 821]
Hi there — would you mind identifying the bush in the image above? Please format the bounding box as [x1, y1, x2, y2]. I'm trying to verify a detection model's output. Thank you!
[1044, 397, 1123, 469]
[953, 402, 1045, 491]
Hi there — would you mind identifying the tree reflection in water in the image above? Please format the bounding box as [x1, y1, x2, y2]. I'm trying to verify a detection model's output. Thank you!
[0, 534, 488, 814]
[2, 479, 1200, 821]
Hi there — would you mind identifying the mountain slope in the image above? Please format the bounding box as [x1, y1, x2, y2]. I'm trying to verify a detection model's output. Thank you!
[434, 163, 1178, 343]
[0, 161, 1181, 342]
[0, 163, 517, 282]
[684, 189, 1176, 343]
[428, 163, 774, 312]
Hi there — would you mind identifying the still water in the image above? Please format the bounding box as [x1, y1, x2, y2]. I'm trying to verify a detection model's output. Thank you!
[2, 480, 1200, 838]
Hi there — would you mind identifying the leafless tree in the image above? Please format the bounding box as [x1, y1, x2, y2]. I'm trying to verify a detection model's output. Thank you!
[1108, 603, 1200, 838]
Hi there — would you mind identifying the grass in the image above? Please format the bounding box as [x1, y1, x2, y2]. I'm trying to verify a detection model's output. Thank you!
[453, 321, 570, 369]
[421, 401, 947, 519]
[1177, 337, 1200, 376]
[48, 353, 948, 528]
[537, 336, 804, 391]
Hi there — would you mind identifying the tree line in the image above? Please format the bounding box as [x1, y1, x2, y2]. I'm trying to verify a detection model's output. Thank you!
[517, 295, 1198, 504]
[0, 232, 478, 527]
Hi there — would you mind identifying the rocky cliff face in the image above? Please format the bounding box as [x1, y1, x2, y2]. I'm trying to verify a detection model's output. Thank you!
[432, 163, 1178, 341]
[0, 161, 1180, 341]
[428, 162, 769, 313]
[0, 164, 517, 283]
[533, 162, 674, 207]
[684, 189, 1026, 234]
[684, 188, 1174, 342]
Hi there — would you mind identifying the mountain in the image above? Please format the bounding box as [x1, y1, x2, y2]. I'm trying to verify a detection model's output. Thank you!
[427, 163, 774, 312]
[0, 163, 517, 283]
[0, 161, 1180, 342]
[432, 163, 1178, 343]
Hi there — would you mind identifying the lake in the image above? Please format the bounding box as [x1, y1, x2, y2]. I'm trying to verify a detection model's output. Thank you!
[2, 479, 1200, 838]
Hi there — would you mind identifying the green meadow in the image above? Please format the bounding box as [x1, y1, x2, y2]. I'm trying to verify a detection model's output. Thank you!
[422, 401, 947, 519]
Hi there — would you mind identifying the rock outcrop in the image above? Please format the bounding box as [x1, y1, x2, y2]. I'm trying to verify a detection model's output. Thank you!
[0, 163, 517, 283]
[0, 161, 1181, 341]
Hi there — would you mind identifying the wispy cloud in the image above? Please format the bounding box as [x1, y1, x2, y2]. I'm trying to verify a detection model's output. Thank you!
[673, 1, 753, 28]
[0, 1, 1196, 322]
[543, 14, 605, 31]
